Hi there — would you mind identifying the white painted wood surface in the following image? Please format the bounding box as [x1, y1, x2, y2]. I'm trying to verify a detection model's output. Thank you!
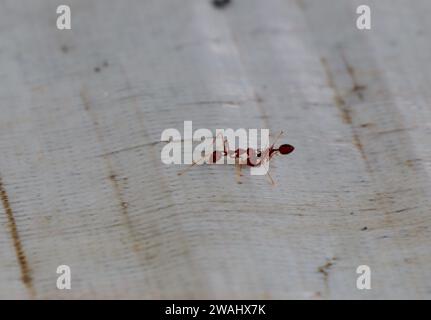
[0, 0, 430, 299]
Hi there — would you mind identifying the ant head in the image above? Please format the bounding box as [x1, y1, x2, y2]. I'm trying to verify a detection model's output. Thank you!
[278, 144, 294, 155]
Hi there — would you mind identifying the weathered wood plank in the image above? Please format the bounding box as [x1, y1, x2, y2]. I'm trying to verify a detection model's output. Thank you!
[0, 0, 430, 299]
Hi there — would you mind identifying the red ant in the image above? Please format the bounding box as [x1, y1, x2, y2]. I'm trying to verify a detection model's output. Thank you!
[178, 131, 294, 185]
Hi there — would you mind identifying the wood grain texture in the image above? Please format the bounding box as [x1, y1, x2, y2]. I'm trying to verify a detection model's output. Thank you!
[0, 0, 430, 299]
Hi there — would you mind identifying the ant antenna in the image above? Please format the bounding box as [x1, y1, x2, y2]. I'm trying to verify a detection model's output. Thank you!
[270, 131, 284, 148]
[266, 170, 275, 186]
[177, 132, 225, 176]
[177, 159, 201, 176]
[260, 131, 284, 163]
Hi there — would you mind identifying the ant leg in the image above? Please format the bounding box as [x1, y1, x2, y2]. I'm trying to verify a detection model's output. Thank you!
[177, 153, 211, 176]
[178, 132, 225, 176]
[265, 169, 276, 186]
[214, 132, 229, 162]
[271, 131, 284, 148]
[257, 131, 282, 162]
[223, 137, 237, 160]
[235, 163, 243, 184]
[258, 130, 285, 164]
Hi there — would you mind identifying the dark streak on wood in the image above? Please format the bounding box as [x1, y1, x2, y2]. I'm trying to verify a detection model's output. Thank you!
[341, 53, 367, 101]
[360, 123, 374, 128]
[359, 207, 378, 212]
[177, 100, 242, 106]
[390, 207, 419, 214]
[108, 174, 130, 217]
[97, 141, 160, 158]
[405, 159, 421, 168]
[212, 0, 231, 9]
[317, 258, 335, 278]
[177, 97, 264, 108]
[320, 58, 353, 124]
[352, 134, 367, 163]
[118, 66, 187, 266]
[320, 57, 370, 169]
[317, 257, 337, 294]
[0, 176, 35, 297]
[375, 127, 414, 136]
[80, 89, 137, 251]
